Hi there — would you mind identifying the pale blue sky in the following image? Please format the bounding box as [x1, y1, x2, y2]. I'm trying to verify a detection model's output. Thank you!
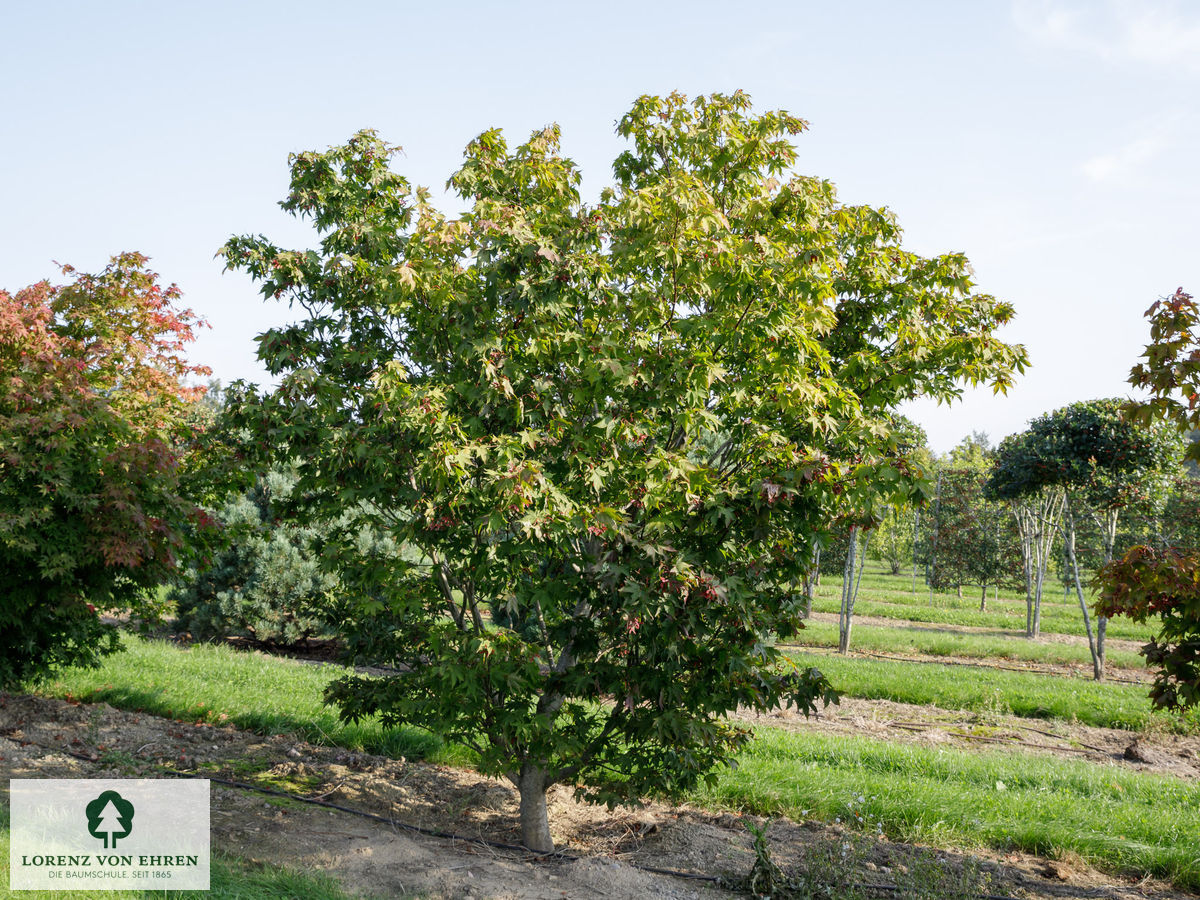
[3, 1, 1197, 452]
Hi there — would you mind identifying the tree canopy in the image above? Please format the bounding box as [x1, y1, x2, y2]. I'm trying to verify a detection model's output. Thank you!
[220, 91, 1027, 850]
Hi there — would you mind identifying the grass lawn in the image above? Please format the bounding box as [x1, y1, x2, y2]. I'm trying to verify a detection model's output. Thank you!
[702, 728, 1200, 890]
[25, 635, 1200, 889]
[812, 568, 1159, 642]
[788, 619, 1148, 670]
[37, 636, 469, 768]
[782, 651, 1199, 733]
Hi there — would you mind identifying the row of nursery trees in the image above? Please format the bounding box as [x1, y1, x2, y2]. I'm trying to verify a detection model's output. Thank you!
[827, 404, 1190, 682]
[4, 92, 1200, 850]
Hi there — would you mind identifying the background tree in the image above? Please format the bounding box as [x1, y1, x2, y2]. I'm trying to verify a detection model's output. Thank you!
[870, 418, 931, 578]
[0, 254, 211, 686]
[986, 431, 1064, 637]
[991, 399, 1181, 679]
[220, 92, 1025, 851]
[926, 459, 1011, 610]
[170, 464, 338, 647]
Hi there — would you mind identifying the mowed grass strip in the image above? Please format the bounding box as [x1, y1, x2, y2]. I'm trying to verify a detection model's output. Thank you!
[29, 635, 1200, 890]
[813, 567, 1159, 642]
[789, 619, 1148, 670]
[784, 651, 1199, 733]
[37, 636, 471, 767]
[810, 592, 1157, 642]
[698, 728, 1200, 890]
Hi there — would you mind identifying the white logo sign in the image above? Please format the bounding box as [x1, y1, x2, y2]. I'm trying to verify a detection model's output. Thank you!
[9, 779, 210, 891]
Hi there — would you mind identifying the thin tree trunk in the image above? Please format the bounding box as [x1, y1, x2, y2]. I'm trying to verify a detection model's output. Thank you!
[1093, 508, 1118, 679]
[979, 584, 988, 612]
[1020, 509, 1034, 636]
[1026, 490, 1064, 639]
[928, 471, 942, 605]
[516, 765, 554, 852]
[911, 507, 921, 598]
[838, 527, 859, 654]
[889, 506, 901, 575]
[854, 532, 870, 602]
[1064, 503, 1102, 681]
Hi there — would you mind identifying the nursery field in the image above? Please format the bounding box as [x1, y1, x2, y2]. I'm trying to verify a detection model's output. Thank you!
[4, 565, 1199, 899]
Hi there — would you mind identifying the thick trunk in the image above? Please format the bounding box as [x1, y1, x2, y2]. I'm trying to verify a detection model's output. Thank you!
[516, 765, 554, 853]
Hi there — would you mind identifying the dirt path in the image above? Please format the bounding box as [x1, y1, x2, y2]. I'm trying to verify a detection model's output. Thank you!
[2, 693, 1195, 900]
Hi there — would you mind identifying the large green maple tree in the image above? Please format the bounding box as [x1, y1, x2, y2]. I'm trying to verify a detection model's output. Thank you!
[221, 91, 1026, 850]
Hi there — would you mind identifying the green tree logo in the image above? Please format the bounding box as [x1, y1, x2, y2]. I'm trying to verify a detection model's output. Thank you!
[85, 790, 134, 849]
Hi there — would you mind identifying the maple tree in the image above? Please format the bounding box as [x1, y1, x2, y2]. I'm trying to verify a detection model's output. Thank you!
[220, 91, 1026, 850]
[0, 253, 211, 686]
[1095, 288, 1200, 708]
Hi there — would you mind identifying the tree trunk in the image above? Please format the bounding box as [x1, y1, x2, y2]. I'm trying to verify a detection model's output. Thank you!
[1023, 523, 1033, 636]
[1093, 508, 1118, 684]
[1064, 504, 1102, 681]
[838, 527, 858, 654]
[927, 470, 942, 606]
[911, 507, 921, 598]
[979, 584, 988, 612]
[516, 765, 554, 852]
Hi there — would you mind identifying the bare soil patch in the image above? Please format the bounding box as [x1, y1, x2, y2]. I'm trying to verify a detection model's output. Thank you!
[1, 692, 1194, 900]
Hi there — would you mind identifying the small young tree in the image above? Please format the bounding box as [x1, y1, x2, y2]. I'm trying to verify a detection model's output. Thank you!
[871, 419, 931, 577]
[927, 465, 1009, 610]
[220, 92, 1025, 850]
[0, 254, 211, 686]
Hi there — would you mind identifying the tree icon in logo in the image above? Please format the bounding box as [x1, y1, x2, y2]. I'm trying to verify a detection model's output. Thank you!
[85, 790, 134, 849]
